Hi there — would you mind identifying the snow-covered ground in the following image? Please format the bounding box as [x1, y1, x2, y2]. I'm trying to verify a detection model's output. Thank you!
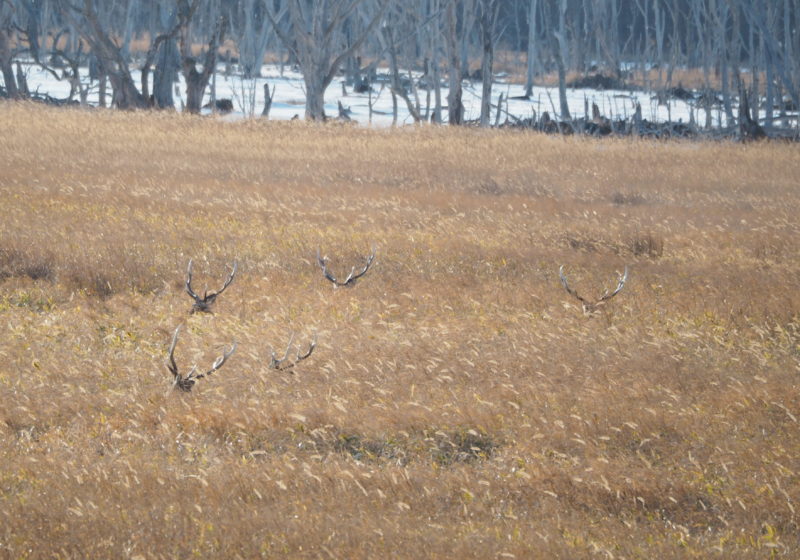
[18, 61, 707, 127]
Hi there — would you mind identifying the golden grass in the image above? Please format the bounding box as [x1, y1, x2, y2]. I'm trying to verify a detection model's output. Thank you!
[0, 102, 799, 558]
[492, 50, 762, 92]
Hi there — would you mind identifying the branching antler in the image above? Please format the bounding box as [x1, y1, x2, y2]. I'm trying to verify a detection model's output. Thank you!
[559, 265, 628, 314]
[269, 333, 317, 372]
[317, 247, 376, 287]
[186, 259, 237, 314]
[166, 325, 237, 392]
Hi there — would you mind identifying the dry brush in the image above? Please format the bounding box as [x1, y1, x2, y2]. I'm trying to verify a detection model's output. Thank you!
[0, 103, 799, 558]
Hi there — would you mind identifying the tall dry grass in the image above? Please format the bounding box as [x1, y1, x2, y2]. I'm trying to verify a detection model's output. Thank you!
[0, 102, 799, 559]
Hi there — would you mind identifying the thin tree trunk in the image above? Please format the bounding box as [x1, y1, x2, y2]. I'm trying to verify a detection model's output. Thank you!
[432, 56, 442, 123]
[479, 0, 497, 127]
[0, 29, 19, 98]
[554, 0, 570, 120]
[445, 1, 463, 125]
[524, 0, 538, 97]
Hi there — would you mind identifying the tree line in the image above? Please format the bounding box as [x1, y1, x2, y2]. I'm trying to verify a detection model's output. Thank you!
[0, 1, 798, 129]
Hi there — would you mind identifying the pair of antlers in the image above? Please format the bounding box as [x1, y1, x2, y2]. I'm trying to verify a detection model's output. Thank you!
[317, 247, 376, 287]
[269, 333, 317, 371]
[559, 265, 628, 314]
[166, 326, 317, 392]
[186, 259, 237, 314]
[166, 325, 237, 392]
[184, 245, 376, 313]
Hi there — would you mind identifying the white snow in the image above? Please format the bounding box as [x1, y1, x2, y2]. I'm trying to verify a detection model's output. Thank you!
[15, 61, 709, 127]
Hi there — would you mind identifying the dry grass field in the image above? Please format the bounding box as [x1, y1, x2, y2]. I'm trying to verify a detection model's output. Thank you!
[0, 103, 799, 559]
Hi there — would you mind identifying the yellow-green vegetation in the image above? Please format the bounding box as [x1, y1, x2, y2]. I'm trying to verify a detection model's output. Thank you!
[0, 102, 799, 558]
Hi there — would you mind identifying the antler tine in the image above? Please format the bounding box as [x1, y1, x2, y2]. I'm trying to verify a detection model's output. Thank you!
[207, 260, 238, 298]
[270, 333, 295, 369]
[222, 260, 238, 291]
[165, 324, 236, 391]
[166, 324, 197, 392]
[296, 333, 317, 361]
[196, 342, 237, 380]
[185, 260, 201, 302]
[599, 266, 629, 302]
[167, 325, 182, 379]
[558, 265, 589, 306]
[345, 247, 376, 285]
[317, 248, 339, 285]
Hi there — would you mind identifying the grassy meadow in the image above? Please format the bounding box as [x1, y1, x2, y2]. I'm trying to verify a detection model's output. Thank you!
[0, 102, 799, 558]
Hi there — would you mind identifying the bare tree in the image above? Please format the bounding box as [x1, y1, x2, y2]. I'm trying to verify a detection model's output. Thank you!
[140, 3, 182, 109]
[177, 0, 227, 114]
[740, 0, 800, 125]
[0, 0, 796, 135]
[230, 0, 271, 79]
[58, 0, 149, 109]
[265, 0, 388, 120]
[382, 15, 422, 123]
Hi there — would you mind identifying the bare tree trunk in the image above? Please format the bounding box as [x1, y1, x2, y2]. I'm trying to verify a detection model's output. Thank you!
[445, 1, 463, 125]
[235, 0, 278, 79]
[714, 0, 734, 126]
[554, 0, 571, 120]
[384, 24, 421, 123]
[265, 0, 387, 122]
[633, 0, 650, 86]
[15, 61, 29, 97]
[0, 28, 19, 98]
[305, 74, 328, 121]
[98, 72, 107, 107]
[61, 0, 149, 109]
[432, 56, 442, 123]
[744, 1, 800, 114]
[141, 9, 181, 109]
[262, 82, 274, 117]
[152, 36, 179, 108]
[749, 16, 759, 121]
[429, 0, 443, 124]
[653, 0, 666, 87]
[478, 0, 498, 127]
[178, 1, 226, 114]
[765, 42, 775, 129]
[524, 0, 538, 97]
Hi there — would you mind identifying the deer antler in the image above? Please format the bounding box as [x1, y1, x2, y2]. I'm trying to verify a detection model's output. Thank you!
[186, 259, 237, 314]
[559, 265, 628, 314]
[269, 333, 317, 372]
[317, 247, 376, 287]
[166, 325, 237, 392]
